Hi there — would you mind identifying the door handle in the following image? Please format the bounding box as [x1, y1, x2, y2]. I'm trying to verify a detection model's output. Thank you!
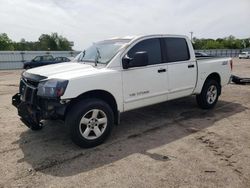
[188, 64, 195, 68]
[158, 68, 166, 73]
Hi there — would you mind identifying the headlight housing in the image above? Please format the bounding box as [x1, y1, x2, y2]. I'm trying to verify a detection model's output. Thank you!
[37, 79, 68, 98]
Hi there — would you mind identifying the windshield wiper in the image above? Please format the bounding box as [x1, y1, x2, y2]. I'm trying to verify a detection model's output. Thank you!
[79, 50, 85, 62]
[95, 47, 101, 67]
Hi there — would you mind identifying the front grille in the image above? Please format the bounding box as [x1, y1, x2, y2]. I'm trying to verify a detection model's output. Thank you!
[20, 78, 38, 104]
[19, 72, 47, 104]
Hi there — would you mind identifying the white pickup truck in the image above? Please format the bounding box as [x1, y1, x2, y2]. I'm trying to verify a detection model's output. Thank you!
[239, 51, 250, 59]
[12, 34, 232, 148]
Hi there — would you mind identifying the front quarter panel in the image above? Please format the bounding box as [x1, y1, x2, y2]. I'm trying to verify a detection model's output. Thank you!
[61, 68, 123, 112]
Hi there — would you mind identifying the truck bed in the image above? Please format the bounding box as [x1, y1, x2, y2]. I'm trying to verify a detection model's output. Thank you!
[193, 56, 232, 94]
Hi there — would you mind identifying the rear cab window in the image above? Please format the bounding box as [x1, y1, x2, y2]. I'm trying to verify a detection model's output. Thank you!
[163, 38, 190, 62]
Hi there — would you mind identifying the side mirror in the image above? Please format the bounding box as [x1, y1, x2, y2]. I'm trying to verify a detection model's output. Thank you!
[122, 51, 148, 69]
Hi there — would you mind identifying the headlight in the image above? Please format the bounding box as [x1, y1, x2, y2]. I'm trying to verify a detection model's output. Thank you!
[37, 79, 68, 98]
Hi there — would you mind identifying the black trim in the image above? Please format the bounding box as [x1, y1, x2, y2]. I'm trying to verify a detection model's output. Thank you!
[160, 38, 167, 63]
[158, 68, 166, 73]
[188, 64, 195, 68]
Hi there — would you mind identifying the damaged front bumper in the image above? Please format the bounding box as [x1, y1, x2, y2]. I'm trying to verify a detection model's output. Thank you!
[12, 73, 69, 129]
[12, 93, 43, 128]
[12, 93, 68, 128]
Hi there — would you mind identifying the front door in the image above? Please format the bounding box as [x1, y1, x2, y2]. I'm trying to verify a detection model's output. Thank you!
[122, 38, 168, 111]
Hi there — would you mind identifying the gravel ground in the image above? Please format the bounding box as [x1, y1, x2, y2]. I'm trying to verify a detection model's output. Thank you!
[0, 58, 250, 188]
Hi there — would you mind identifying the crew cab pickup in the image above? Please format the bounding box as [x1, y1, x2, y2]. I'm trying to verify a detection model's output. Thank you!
[12, 34, 232, 148]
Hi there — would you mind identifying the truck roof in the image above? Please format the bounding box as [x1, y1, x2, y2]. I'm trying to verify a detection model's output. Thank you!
[109, 34, 188, 41]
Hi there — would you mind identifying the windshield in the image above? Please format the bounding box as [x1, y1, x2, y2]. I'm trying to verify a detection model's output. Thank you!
[74, 39, 131, 64]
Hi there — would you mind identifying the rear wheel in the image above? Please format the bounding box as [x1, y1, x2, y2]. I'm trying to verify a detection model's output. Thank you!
[66, 99, 114, 148]
[196, 79, 220, 109]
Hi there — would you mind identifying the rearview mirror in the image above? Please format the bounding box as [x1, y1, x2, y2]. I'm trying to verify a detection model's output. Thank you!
[122, 51, 148, 69]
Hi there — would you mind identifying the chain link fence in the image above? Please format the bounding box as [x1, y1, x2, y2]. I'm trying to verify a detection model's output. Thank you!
[195, 49, 242, 57]
[0, 49, 245, 70]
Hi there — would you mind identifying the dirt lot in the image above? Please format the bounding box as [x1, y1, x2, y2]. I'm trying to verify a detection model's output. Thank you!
[0, 58, 250, 188]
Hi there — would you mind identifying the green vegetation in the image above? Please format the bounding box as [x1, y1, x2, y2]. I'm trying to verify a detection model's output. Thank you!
[0, 33, 73, 51]
[1, 33, 249, 51]
[0, 33, 14, 51]
[193, 35, 250, 50]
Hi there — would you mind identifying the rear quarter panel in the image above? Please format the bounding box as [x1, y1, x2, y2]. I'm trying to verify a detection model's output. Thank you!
[194, 57, 232, 94]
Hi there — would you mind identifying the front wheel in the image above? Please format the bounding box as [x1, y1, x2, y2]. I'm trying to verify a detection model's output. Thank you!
[66, 99, 114, 148]
[196, 79, 220, 109]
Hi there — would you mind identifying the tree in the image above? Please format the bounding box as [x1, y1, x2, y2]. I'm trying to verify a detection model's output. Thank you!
[0, 32, 73, 51]
[39, 34, 57, 50]
[193, 35, 250, 50]
[0, 33, 14, 50]
[38, 33, 72, 51]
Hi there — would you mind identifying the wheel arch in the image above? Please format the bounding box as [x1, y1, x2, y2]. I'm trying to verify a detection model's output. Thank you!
[204, 72, 222, 95]
[65, 90, 119, 125]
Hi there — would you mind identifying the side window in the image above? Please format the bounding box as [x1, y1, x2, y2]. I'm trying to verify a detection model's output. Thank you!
[164, 38, 190, 62]
[127, 38, 162, 65]
[33, 56, 41, 62]
[43, 55, 54, 61]
[57, 57, 62, 61]
[43, 56, 48, 61]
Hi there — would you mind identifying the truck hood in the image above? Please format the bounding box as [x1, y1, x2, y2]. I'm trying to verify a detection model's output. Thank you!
[26, 62, 107, 80]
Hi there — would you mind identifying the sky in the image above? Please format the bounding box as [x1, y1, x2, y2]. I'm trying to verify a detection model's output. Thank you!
[0, 0, 249, 50]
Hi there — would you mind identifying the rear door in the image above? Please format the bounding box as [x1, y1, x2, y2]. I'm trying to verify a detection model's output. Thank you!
[122, 38, 168, 111]
[162, 37, 197, 100]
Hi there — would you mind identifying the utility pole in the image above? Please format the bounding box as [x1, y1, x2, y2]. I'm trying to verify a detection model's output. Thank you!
[190, 31, 194, 43]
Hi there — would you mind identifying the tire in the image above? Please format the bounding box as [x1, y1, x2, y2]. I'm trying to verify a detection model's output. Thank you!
[196, 79, 220, 109]
[30, 123, 43, 130]
[66, 98, 114, 148]
[25, 66, 31, 70]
